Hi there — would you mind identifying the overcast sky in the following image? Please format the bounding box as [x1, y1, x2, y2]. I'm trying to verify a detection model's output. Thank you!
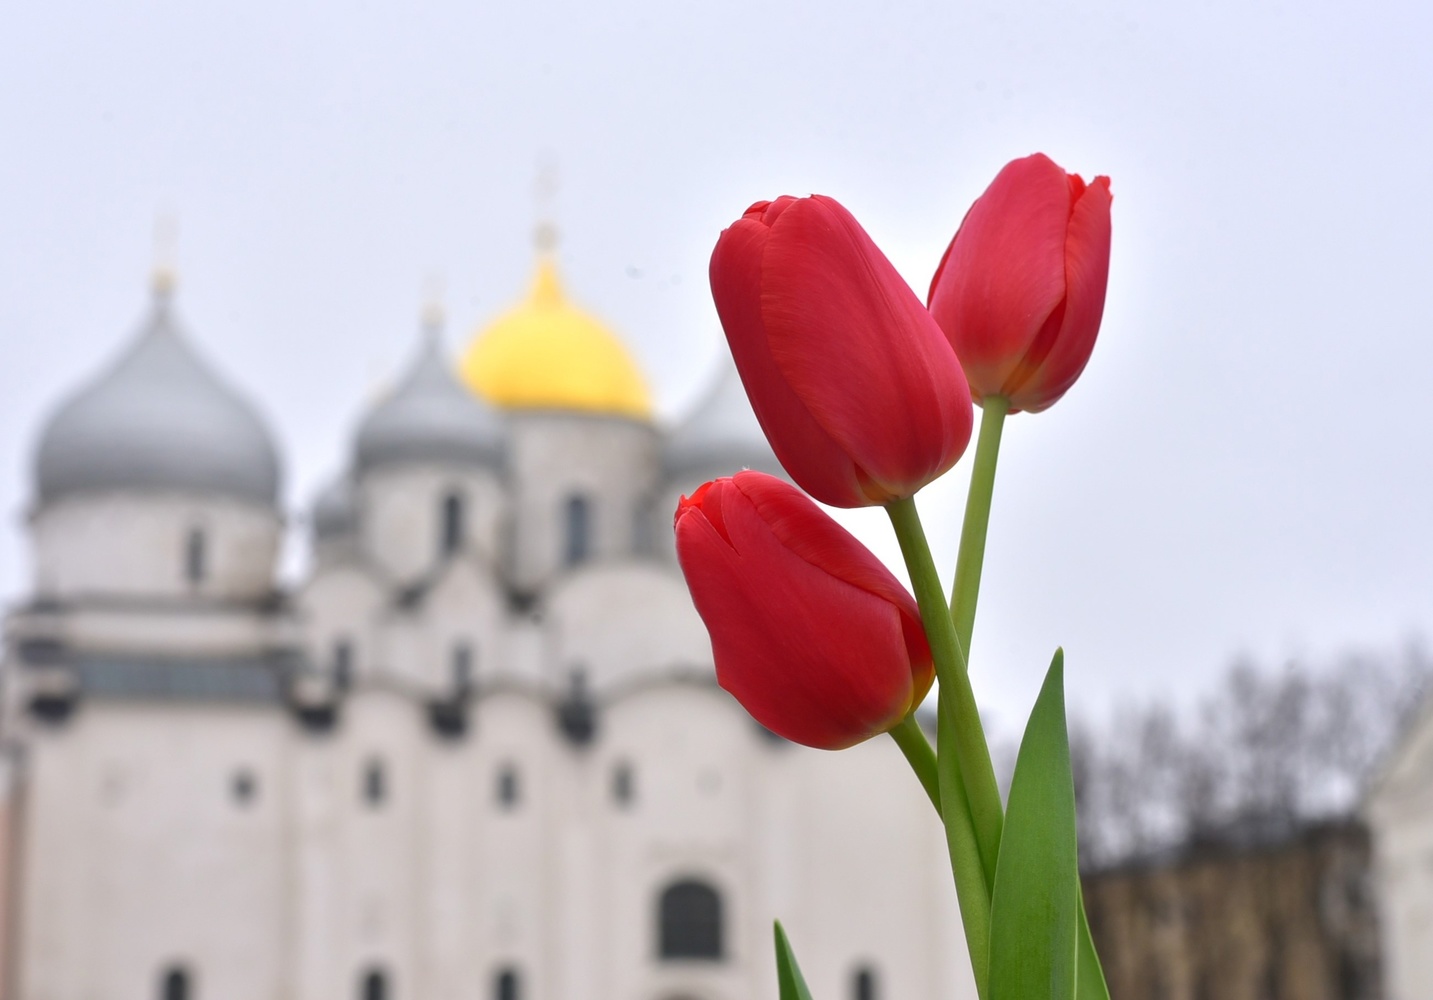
[2, 0, 1429, 733]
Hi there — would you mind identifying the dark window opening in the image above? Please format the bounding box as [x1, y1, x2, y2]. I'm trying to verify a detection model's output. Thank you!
[232, 769, 256, 806]
[658, 879, 723, 960]
[563, 494, 591, 566]
[441, 491, 465, 557]
[497, 764, 520, 809]
[185, 528, 206, 585]
[613, 761, 635, 807]
[360, 967, 389, 1000]
[557, 668, 597, 745]
[160, 965, 191, 1000]
[363, 759, 387, 806]
[334, 639, 354, 692]
[452, 641, 473, 694]
[853, 966, 878, 1000]
[494, 967, 521, 1000]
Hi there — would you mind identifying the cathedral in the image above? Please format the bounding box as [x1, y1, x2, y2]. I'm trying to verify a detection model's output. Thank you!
[0, 250, 972, 1000]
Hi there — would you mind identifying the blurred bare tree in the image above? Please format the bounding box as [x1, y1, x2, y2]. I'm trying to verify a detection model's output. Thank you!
[1063, 641, 1433, 869]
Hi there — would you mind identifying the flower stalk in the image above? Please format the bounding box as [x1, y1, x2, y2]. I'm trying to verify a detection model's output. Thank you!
[950, 395, 1009, 657]
[886, 495, 1006, 999]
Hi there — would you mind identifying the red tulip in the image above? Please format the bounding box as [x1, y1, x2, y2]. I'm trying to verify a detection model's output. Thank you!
[928, 154, 1113, 413]
[674, 471, 934, 750]
[710, 195, 973, 508]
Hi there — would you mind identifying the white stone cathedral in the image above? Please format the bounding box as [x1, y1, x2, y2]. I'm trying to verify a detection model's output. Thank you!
[0, 254, 973, 1000]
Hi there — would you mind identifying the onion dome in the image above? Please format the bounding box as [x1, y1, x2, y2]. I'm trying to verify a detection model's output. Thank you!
[663, 354, 784, 479]
[354, 312, 504, 473]
[311, 474, 357, 540]
[459, 256, 652, 421]
[34, 277, 281, 507]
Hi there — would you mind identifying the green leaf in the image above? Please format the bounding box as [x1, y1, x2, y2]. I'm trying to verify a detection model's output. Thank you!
[1077, 887, 1111, 1000]
[774, 921, 815, 1000]
[988, 649, 1079, 1000]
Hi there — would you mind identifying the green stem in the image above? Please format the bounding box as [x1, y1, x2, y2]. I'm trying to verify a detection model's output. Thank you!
[938, 693, 992, 1000]
[888, 714, 941, 815]
[950, 396, 1009, 659]
[885, 500, 1006, 1000]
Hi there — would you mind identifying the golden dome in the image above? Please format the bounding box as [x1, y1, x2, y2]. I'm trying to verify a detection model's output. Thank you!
[460, 258, 652, 420]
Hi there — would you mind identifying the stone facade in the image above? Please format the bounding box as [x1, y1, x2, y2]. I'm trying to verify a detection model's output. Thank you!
[1083, 820, 1381, 1000]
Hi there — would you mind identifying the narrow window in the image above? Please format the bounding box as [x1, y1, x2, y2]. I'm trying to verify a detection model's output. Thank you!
[185, 528, 206, 585]
[852, 966, 878, 1000]
[232, 769, 256, 806]
[497, 763, 520, 809]
[563, 494, 591, 566]
[494, 967, 521, 1000]
[363, 759, 386, 806]
[613, 761, 635, 807]
[658, 879, 723, 960]
[334, 639, 354, 692]
[160, 965, 191, 1000]
[360, 967, 388, 1000]
[452, 641, 473, 694]
[440, 491, 465, 557]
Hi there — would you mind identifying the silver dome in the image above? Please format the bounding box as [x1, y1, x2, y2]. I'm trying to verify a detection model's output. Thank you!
[354, 322, 504, 473]
[663, 354, 783, 479]
[34, 286, 281, 507]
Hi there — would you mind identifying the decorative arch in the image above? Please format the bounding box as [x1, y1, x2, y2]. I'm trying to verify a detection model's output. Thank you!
[658, 878, 724, 960]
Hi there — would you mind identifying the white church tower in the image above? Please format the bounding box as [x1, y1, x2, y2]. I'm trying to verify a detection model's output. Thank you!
[0, 252, 973, 1000]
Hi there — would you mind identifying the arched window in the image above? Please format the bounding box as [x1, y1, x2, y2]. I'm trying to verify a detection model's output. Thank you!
[159, 965, 191, 1000]
[452, 641, 473, 694]
[363, 758, 387, 806]
[658, 879, 723, 960]
[360, 967, 389, 1000]
[497, 763, 520, 809]
[494, 967, 521, 1000]
[852, 965, 879, 1000]
[563, 494, 591, 566]
[440, 491, 465, 557]
[231, 769, 257, 806]
[185, 528, 206, 585]
[612, 761, 635, 807]
[333, 639, 354, 692]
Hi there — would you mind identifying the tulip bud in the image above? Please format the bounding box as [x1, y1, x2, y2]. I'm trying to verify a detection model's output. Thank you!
[710, 195, 973, 508]
[928, 154, 1113, 413]
[675, 471, 934, 750]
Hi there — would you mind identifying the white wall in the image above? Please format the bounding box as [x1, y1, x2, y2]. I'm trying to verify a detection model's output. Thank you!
[358, 463, 505, 587]
[31, 493, 281, 603]
[507, 413, 659, 592]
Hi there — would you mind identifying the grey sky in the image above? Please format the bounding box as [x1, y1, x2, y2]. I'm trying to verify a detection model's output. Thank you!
[2, 0, 1429, 733]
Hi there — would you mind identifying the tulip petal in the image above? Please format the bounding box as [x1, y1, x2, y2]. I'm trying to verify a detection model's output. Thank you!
[760, 197, 972, 502]
[710, 212, 869, 507]
[676, 480, 919, 749]
[733, 473, 936, 704]
[929, 154, 1071, 401]
[1021, 176, 1113, 413]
